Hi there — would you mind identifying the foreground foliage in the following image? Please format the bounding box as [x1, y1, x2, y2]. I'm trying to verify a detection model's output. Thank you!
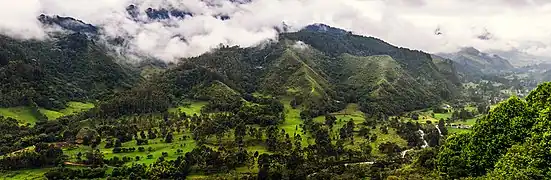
[437, 82, 551, 179]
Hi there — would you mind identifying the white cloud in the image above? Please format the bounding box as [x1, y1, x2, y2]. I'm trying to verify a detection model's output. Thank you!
[1, 0, 551, 62]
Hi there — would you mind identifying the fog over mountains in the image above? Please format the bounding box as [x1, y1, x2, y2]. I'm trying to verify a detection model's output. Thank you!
[2, 0, 551, 64]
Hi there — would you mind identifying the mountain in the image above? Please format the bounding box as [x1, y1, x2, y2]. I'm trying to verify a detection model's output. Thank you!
[283, 24, 461, 112]
[142, 24, 461, 116]
[38, 14, 98, 34]
[0, 33, 140, 110]
[488, 49, 550, 67]
[126, 4, 230, 21]
[438, 47, 514, 75]
[0, 20, 461, 119]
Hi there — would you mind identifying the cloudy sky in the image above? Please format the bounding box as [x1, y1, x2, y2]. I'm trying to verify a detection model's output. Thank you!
[1, 0, 550, 62]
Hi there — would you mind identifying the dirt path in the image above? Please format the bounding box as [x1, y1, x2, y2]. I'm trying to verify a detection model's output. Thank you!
[63, 162, 90, 167]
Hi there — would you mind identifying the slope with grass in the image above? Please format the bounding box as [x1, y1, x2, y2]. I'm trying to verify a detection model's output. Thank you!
[0, 107, 38, 125]
[168, 101, 208, 116]
[193, 80, 241, 101]
[340, 54, 440, 114]
[0, 102, 95, 124]
[283, 24, 460, 103]
[279, 98, 313, 146]
[0, 168, 50, 180]
[261, 48, 336, 114]
[40, 102, 95, 120]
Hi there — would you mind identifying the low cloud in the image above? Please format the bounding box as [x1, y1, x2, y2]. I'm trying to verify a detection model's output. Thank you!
[1, 0, 551, 62]
[292, 41, 308, 50]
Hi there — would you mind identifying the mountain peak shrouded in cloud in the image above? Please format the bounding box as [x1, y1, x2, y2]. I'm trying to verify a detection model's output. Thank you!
[303, 23, 351, 35]
[2, 0, 551, 63]
[38, 14, 98, 34]
[460, 47, 482, 55]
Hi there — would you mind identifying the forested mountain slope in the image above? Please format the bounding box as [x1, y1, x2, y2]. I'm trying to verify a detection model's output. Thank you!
[283, 24, 461, 111]
[148, 24, 463, 117]
[0, 33, 140, 110]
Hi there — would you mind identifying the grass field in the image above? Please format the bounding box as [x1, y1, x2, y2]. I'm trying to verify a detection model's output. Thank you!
[168, 101, 208, 115]
[433, 112, 452, 121]
[450, 117, 478, 126]
[396, 108, 479, 135]
[64, 131, 197, 166]
[0, 102, 95, 124]
[0, 107, 38, 125]
[369, 126, 408, 155]
[313, 103, 365, 132]
[0, 168, 50, 180]
[279, 98, 312, 146]
[41, 102, 95, 120]
[309, 103, 407, 156]
[393, 110, 449, 125]
[63, 103, 211, 166]
[464, 105, 477, 113]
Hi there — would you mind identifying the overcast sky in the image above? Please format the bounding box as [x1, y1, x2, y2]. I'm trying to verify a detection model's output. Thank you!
[1, 0, 550, 62]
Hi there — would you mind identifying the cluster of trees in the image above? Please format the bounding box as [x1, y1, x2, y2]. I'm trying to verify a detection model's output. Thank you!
[437, 82, 551, 179]
[96, 86, 172, 118]
[45, 167, 107, 180]
[112, 147, 136, 153]
[0, 143, 64, 170]
[0, 116, 32, 154]
[450, 108, 475, 120]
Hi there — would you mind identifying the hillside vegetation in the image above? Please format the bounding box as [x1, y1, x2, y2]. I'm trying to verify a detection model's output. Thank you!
[0, 33, 139, 110]
[437, 82, 551, 179]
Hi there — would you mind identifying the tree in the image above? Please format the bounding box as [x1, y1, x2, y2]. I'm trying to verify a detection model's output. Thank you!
[91, 136, 101, 148]
[76, 152, 83, 162]
[114, 138, 122, 148]
[148, 129, 157, 139]
[140, 131, 146, 139]
[85, 149, 104, 167]
[477, 103, 488, 115]
[165, 133, 173, 143]
[360, 142, 372, 158]
[411, 113, 419, 120]
[378, 142, 401, 155]
[324, 114, 336, 129]
[235, 123, 246, 145]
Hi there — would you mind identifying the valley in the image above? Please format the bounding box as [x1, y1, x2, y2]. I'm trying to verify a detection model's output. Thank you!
[0, 21, 550, 180]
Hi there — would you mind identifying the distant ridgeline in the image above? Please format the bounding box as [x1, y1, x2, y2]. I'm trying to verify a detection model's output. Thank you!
[437, 47, 515, 81]
[125, 4, 233, 22]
